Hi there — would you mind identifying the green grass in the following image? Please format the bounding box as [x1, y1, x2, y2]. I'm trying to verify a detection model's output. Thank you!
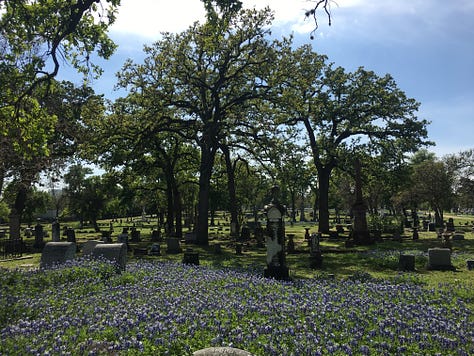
[2, 217, 474, 297]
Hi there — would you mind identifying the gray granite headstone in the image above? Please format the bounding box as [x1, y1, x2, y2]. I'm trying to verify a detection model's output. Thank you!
[452, 233, 465, 241]
[91, 243, 127, 272]
[40, 242, 76, 269]
[82, 240, 102, 255]
[166, 238, 182, 254]
[428, 248, 453, 270]
[193, 347, 252, 356]
[398, 254, 415, 271]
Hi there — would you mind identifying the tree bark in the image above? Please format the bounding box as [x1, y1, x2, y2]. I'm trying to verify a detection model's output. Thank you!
[317, 166, 331, 233]
[222, 145, 240, 236]
[196, 145, 216, 245]
[173, 183, 183, 238]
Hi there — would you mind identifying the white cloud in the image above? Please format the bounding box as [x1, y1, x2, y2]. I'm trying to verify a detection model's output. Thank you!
[110, 0, 330, 38]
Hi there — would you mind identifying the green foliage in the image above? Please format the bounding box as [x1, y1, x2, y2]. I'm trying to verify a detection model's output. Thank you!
[0, 201, 10, 223]
[367, 214, 403, 233]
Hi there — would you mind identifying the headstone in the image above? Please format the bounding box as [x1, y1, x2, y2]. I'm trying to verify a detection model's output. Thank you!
[422, 220, 429, 231]
[151, 229, 161, 242]
[427, 248, 453, 270]
[65, 227, 76, 243]
[398, 254, 415, 271]
[133, 247, 148, 256]
[310, 232, 323, 268]
[213, 243, 222, 254]
[412, 227, 419, 240]
[286, 234, 295, 254]
[130, 227, 141, 242]
[40, 242, 76, 269]
[467, 260, 474, 271]
[149, 243, 161, 256]
[445, 218, 455, 232]
[117, 228, 129, 244]
[428, 222, 436, 232]
[91, 243, 127, 272]
[304, 228, 310, 240]
[51, 220, 60, 242]
[9, 213, 21, 240]
[193, 347, 252, 356]
[82, 240, 102, 255]
[263, 185, 289, 280]
[101, 230, 112, 243]
[166, 237, 182, 254]
[34, 221, 45, 248]
[452, 233, 465, 241]
[182, 248, 199, 265]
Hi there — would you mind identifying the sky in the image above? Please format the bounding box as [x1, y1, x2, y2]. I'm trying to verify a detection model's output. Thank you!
[60, 0, 474, 158]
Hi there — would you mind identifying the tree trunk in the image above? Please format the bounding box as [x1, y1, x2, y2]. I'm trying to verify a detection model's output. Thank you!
[173, 184, 183, 238]
[317, 166, 331, 233]
[10, 183, 29, 240]
[165, 179, 175, 236]
[222, 145, 240, 236]
[196, 145, 216, 245]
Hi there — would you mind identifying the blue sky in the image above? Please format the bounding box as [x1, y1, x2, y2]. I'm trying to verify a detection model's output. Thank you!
[60, 0, 474, 158]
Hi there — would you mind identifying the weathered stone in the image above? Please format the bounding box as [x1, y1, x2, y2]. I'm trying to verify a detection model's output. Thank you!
[452, 233, 465, 241]
[91, 243, 127, 272]
[398, 254, 415, 271]
[183, 248, 199, 265]
[149, 243, 161, 256]
[193, 347, 252, 356]
[82, 240, 102, 255]
[40, 242, 76, 269]
[428, 248, 453, 270]
[467, 260, 474, 271]
[166, 238, 182, 254]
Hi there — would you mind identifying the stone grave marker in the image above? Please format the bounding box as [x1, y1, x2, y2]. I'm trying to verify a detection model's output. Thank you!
[82, 240, 102, 255]
[65, 227, 76, 243]
[40, 242, 76, 269]
[166, 237, 182, 254]
[34, 221, 45, 248]
[213, 243, 222, 254]
[130, 227, 141, 242]
[452, 233, 465, 241]
[193, 347, 252, 356]
[149, 243, 161, 256]
[467, 260, 474, 271]
[51, 219, 60, 242]
[427, 248, 454, 270]
[117, 228, 129, 244]
[183, 247, 199, 265]
[398, 254, 415, 271]
[91, 243, 127, 272]
[151, 229, 161, 242]
[445, 218, 455, 232]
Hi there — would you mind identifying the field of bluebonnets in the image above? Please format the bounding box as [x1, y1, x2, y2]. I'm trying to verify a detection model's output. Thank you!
[1, 255, 473, 355]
